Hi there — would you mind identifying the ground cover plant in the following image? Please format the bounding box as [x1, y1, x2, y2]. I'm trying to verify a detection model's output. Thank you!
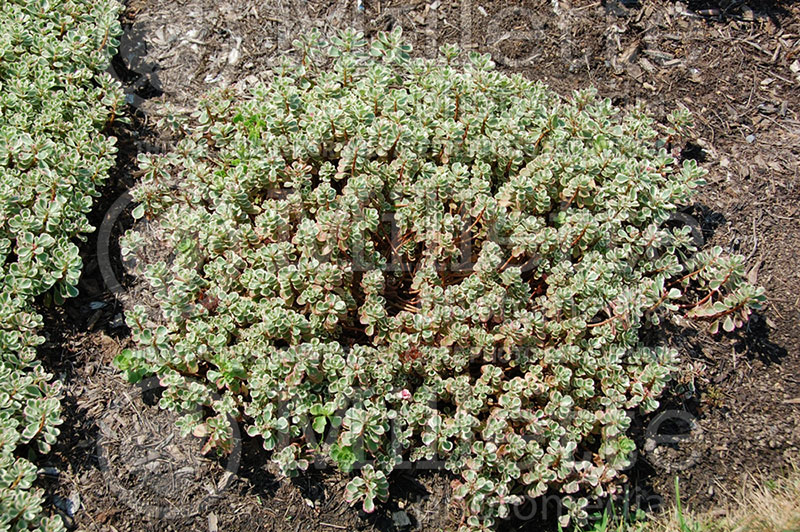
[0, 1, 124, 530]
[116, 28, 765, 530]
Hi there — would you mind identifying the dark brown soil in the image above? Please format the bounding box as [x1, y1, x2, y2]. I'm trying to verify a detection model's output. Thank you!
[35, 0, 800, 530]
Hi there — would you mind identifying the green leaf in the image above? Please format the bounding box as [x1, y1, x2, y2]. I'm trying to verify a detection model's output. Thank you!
[722, 315, 735, 332]
[132, 204, 145, 220]
[363, 495, 375, 513]
[312, 416, 327, 434]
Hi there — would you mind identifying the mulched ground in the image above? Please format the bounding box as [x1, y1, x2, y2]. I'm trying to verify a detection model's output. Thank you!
[34, 0, 800, 530]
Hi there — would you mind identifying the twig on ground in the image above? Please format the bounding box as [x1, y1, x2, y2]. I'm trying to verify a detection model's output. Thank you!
[765, 210, 798, 221]
[745, 215, 759, 263]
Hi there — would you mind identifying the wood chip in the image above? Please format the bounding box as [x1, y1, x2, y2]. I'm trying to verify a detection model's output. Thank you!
[747, 262, 759, 285]
[620, 40, 639, 63]
[644, 49, 674, 61]
[639, 57, 656, 73]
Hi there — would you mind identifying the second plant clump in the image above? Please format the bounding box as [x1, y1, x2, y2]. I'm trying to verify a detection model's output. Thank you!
[117, 29, 764, 530]
[1, 1, 123, 530]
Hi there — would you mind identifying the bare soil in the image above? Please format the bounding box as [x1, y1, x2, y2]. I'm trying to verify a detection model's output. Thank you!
[35, 0, 800, 530]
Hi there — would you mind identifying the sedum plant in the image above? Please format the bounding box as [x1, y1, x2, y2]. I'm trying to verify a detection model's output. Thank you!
[0, 1, 124, 530]
[118, 29, 764, 530]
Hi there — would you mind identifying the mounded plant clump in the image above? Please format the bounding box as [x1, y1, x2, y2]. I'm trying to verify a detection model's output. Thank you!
[0, 1, 124, 530]
[118, 29, 764, 529]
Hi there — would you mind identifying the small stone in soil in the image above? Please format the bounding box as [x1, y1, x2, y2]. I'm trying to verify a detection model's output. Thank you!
[392, 510, 412, 529]
[110, 313, 125, 328]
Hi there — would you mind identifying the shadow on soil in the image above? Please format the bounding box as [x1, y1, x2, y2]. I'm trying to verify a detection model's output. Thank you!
[735, 312, 788, 364]
[684, 0, 798, 23]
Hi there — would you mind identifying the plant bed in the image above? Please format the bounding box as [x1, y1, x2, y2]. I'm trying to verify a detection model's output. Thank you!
[114, 23, 765, 530]
[30, 1, 800, 531]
